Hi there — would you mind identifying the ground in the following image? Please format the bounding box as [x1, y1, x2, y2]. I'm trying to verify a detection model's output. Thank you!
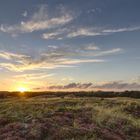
[0, 95, 139, 140]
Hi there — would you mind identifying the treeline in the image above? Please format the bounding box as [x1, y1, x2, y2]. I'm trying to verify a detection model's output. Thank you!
[74, 91, 140, 98]
[0, 91, 140, 99]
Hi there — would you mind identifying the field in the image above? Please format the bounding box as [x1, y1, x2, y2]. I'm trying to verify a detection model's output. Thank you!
[0, 92, 139, 140]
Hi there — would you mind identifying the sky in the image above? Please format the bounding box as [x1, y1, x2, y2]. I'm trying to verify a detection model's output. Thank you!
[0, 0, 140, 91]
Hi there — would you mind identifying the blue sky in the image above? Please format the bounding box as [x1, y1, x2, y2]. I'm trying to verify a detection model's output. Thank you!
[0, 0, 140, 91]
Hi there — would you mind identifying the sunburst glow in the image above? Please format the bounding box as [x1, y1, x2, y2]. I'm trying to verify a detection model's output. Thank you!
[18, 87, 28, 93]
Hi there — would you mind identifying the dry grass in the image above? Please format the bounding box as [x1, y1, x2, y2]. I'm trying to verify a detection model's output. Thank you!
[0, 96, 139, 140]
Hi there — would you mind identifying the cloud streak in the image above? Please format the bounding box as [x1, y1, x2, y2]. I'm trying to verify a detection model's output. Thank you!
[93, 48, 122, 57]
[102, 26, 140, 33]
[42, 26, 140, 40]
[0, 50, 105, 72]
[22, 11, 28, 17]
[47, 81, 140, 91]
[0, 51, 29, 60]
[0, 4, 139, 40]
[13, 73, 54, 80]
[0, 5, 74, 34]
[0, 44, 122, 72]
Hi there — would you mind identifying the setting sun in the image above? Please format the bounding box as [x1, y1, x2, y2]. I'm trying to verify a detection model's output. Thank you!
[18, 87, 28, 93]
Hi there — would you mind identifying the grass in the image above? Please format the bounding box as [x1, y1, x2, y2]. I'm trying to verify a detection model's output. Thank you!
[0, 95, 139, 140]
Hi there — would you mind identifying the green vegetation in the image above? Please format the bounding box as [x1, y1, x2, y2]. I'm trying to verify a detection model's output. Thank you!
[0, 92, 139, 140]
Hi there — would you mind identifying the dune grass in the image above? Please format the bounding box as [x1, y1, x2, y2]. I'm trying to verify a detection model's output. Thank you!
[0, 96, 139, 140]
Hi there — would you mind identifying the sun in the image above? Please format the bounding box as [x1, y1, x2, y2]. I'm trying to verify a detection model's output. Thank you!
[18, 87, 28, 93]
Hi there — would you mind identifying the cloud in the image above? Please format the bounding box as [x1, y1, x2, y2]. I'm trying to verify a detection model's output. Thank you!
[61, 77, 74, 81]
[0, 58, 103, 72]
[94, 82, 140, 90]
[42, 27, 103, 40]
[1, 3, 139, 40]
[84, 45, 100, 51]
[42, 26, 140, 40]
[47, 81, 140, 91]
[42, 28, 69, 40]
[44, 43, 122, 58]
[93, 48, 122, 57]
[0, 51, 29, 60]
[130, 76, 140, 83]
[102, 26, 140, 33]
[48, 83, 93, 90]
[68, 26, 140, 38]
[57, 58, 105, 65]
[87, 8, 102, 14]
[75, 46, 122, 57]
[66, 28, 102, 38]
[0, 42, 123, 72]
[42, 32, 61, 40]
[13, 73, 54, 80]
[0, 5, 74, 34]
[0, 63, 41, 72]
[22, 11, 28, 17]
[0, 50, 105, 72]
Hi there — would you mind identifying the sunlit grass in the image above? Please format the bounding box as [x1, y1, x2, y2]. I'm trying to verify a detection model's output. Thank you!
[0, 96, 139, 139]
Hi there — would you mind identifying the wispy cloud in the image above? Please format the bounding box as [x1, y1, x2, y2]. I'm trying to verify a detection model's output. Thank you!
[42, 26, 140, 40]
[22, 11, 28, 17]
[48, 83, 93, 90]
[0, 51, 29, 60]
[68, 26, 140, 37]
[66, 28, 102, 38]
[42, 28, 69, 40]
[0, 5, 74, 34]
[84, 45, 100, 51]
[61, 77, 74, 82]
[42, 27, 103, 40]
[13, 73, 54, 80]
[102, 26, 140, 33]
[93, 48, 122, 57]
[1, 3, 140, 40]
[0, 42, 123, 72]
[87, 8, 102, 14]
[94, 81, 140, 91]
[0, 50, 105, 72]
[0, 59, 105, 72]
[46, 81, 140, 91]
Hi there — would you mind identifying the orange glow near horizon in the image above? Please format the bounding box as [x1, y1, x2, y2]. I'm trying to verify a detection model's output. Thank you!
[17, 87, 28, 93]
